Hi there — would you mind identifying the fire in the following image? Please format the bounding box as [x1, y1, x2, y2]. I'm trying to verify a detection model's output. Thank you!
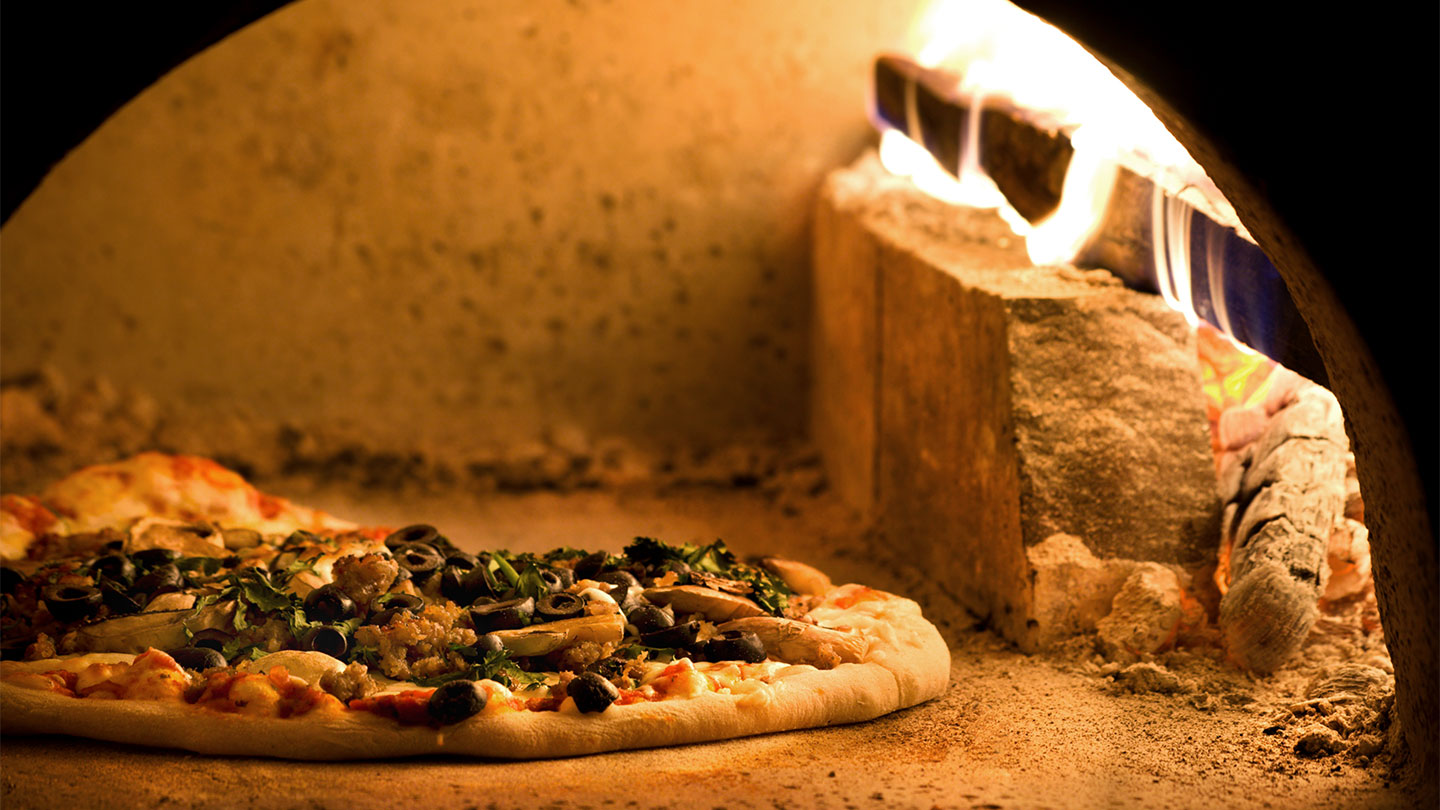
[881, 0, 1225, 325]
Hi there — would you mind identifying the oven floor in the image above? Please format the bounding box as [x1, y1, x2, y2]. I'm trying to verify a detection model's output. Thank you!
[0, 487, 1417, 809]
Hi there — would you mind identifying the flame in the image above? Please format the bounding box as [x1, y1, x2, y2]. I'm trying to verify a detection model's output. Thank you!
[888, 0, 1222, 328]
[878, 129, 1010, 210]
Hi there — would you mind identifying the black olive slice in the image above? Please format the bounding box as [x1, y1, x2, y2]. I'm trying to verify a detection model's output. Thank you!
[705, 630, 766, 663]
[573, 551, 610, 581]
[640, 621, 701, 649]
[42, 584, 103, 623]
[625, 604, 674, 635]
[569, 671, 620, 713]
[595, 570, 640, 591]
[131, 564, 183, 597]
[281, 530, 320, 550]
[538, 569, 566, 593]
[440, 565, 481, 604]
[377, 593, 425, 611]
[595, 570, 641, 604]
[394, 543, 443, 585]
[535, 592, 584, 622]
[168, 646, 227, 671]
[99, 580, 143, 615]
[189, 628, 233, 652]
[303, 584, 357, 623]
[459, 565, 498, 602]
[0, 567, 25, 594]
[547, 566, 576, 590]
[428, 680, 488, 725]
[445, 552, 480, 570]
[365, 607, 403, 628]
[585, 655, 629, 680]
[384, 524, 439, 551]
[132, 548, 182, 568]
[307, 626, 349, 659]
[469, 597, 534, 633]
[89, 553, 136, 584]
[366, 593, 425, 626]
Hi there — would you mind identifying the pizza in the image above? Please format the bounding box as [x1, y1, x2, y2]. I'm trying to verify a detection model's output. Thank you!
[0, 453, 950, 759]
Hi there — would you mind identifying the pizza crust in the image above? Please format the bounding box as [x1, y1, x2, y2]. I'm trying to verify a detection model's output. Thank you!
[1, 591, 949, 759]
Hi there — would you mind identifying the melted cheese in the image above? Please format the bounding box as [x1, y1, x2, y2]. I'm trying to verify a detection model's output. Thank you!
[16, 453, 355, 550]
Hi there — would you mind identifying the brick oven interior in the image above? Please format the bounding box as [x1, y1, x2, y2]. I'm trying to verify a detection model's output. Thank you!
[1, 2, 1435, 808]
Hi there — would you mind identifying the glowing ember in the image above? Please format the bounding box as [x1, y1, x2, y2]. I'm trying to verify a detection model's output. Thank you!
[1198, 323, 1279, 461]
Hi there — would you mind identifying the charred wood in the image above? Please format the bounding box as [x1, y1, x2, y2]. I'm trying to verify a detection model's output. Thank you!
[872, 55, 1073, 223]
[1219, 384, 1350, 673]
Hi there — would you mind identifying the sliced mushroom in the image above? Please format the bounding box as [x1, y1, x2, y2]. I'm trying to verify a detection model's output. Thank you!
[126, 518, 227, 557]
[74, 601, 235, 654]
[716, 616, 867, 668]
[688, 571, 753, 595]
[242, 649, 347, 685]
[641, 585, 766, 621]
[491, 612, 625, 658]
[143, 592, 197, 612]
[760, 557, 833, 596]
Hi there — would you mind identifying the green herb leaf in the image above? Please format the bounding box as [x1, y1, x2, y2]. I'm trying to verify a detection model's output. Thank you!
[237, 572, 292, 613]
[221, 635, 256, 660]
[621, 536, 791, 616]
[491, 554, 520, 587]
[415, 647, 545, 690]
[513, 564, 548, 601]
[176, 557, 224, 576]
[349, 644, 380, 667]
[540, 546, 592, 563]
[623, 537, 680, 568]
[189, 592, 220, 617]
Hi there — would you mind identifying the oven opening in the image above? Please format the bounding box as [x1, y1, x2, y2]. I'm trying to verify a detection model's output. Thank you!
[0, 0, 1433, 806]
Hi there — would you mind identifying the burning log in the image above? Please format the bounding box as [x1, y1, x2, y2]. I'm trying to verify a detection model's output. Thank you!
[1217, 381, 1349, 673]
[872, 55, 1073, 223]
[870, 54, 1327, 386]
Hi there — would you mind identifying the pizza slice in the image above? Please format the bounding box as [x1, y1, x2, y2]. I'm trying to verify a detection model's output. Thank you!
[0, 454, 949, 759]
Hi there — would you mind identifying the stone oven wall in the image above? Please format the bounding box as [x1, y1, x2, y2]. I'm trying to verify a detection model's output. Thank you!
[0, 0, 927, 472]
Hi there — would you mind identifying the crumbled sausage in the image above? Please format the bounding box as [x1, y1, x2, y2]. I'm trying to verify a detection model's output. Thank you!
[331, 553, 399, 610]
[353, 603, 475, 681]
[547, 641, 616, 673]
[229, 617, 295, 655]
[319, 662, 378, 702]
[24, 633, 56, 660]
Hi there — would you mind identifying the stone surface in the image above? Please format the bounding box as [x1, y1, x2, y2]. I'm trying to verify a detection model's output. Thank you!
[813, 155, 1221, 649]
[1005, 295, 1221, 563]
[0, 0, 932, 465]
[1294, 726, 1345, 757]
[1097, 563, 1185, 662]
[1113, 662, 1190, 694]
[1027, 533, 1137, 647]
